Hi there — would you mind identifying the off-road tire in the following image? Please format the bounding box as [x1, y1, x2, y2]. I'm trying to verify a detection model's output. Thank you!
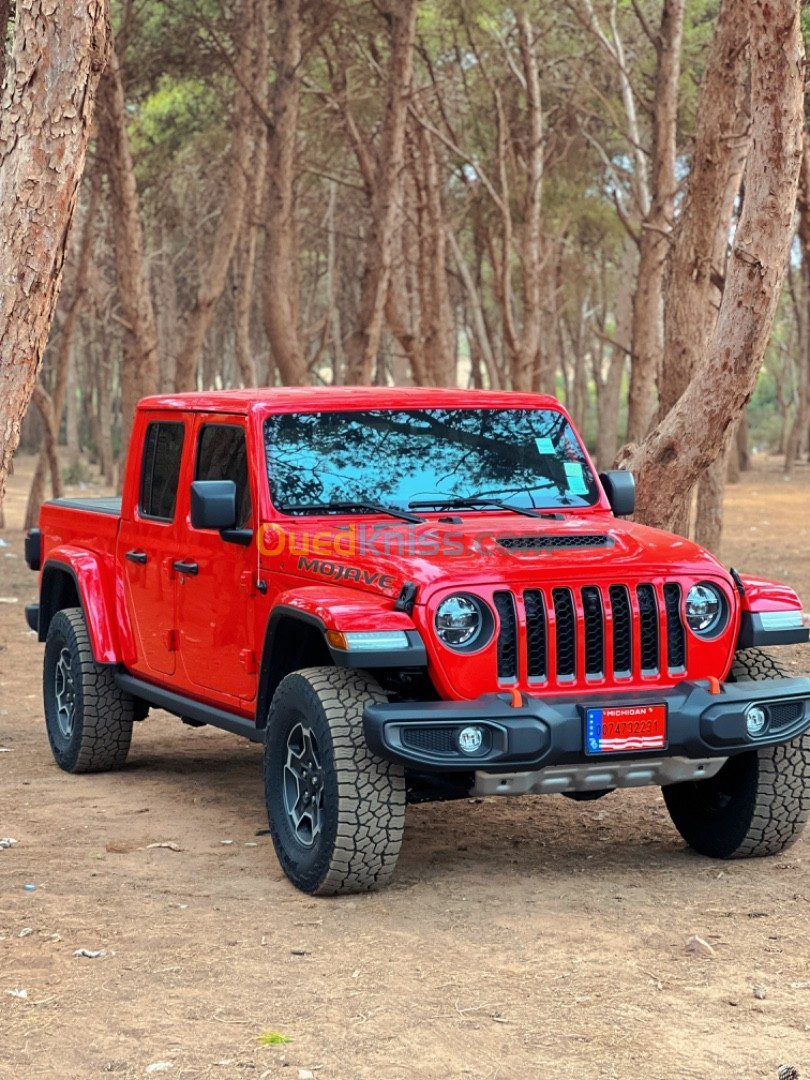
[663, 648, 810, 858]
[264, 667, 406, 895]
[43, 608, 134, 773]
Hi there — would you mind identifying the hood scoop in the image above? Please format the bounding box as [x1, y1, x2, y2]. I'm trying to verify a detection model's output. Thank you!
[497, 534, 615, 551]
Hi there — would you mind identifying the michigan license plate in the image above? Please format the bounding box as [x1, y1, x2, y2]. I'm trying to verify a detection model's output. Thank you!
[584, 704, 667, 754]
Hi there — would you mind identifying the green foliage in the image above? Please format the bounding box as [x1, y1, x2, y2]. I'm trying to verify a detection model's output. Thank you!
[258, 1032, 291, 1046]
[130, 76, 225, 169]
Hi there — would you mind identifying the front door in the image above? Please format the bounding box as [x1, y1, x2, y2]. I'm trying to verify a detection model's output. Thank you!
[175, 417, 258, 702]
[118, 417, 188, 677]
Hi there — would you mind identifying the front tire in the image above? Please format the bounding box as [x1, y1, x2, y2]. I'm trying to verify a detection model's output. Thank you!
[43, 608, 134, 773]
[663, 648, 810, 858]
[264, 667, 406, 895]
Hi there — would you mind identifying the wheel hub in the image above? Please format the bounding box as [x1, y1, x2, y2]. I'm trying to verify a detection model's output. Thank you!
[283, 722, 325, 848]
[54, 648, 76, 738]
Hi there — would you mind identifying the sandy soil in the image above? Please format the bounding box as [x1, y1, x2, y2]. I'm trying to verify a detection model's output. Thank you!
[3, 453, 810, 1080]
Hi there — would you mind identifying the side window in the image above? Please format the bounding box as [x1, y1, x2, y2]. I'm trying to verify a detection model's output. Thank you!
[140, 422, 185, 521]
[195, 424, 252, 528]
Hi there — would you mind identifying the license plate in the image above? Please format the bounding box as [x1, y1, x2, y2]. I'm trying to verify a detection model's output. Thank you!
[584, 704, 667, 754]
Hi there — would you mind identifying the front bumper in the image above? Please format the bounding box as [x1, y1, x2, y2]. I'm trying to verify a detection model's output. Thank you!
[363, 677, 810, 773]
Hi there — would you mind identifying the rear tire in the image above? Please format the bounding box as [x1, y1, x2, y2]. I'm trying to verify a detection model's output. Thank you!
[264, 667, 406, 895]
[663, 648, 810, 858]
[43, 608, 134, 773]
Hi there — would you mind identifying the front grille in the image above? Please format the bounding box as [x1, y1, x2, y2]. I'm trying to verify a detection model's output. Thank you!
[494, 583, 689, 685]
[637, 584, 659, 673]
[401, 726, 458, 754]
[609, 585, 632, 676]
[524, 589, 547, 679]
[552, 588, 576, 679]
[493, 591, 518, 681]
[497, 534, 614, 551]
[663, 584, 686, 669]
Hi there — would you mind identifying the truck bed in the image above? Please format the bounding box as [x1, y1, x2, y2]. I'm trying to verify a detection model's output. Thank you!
[44, 496, 122, 516]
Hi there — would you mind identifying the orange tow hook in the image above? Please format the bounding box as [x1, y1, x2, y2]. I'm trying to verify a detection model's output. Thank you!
[510, 689, 523, 708]
[706, 676, 721, 695]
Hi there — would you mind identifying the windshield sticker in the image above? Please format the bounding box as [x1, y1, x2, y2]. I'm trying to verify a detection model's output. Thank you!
[534, 436, 555, 455]
[564, 461, 588, 495]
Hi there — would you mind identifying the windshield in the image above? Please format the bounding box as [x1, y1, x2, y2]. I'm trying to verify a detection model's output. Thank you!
[264, 408, 600, 514]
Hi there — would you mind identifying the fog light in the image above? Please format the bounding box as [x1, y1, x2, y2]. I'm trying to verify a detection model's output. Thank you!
[458, 726, 484, 754]
[745, 705, 768, 736]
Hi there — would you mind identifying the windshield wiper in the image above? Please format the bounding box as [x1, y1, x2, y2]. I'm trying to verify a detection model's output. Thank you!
[408, 495, 547, 519]
[282, 500, 425, 524]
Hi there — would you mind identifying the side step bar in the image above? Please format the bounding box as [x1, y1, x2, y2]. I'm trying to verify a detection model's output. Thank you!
[114, 673, 263, 743]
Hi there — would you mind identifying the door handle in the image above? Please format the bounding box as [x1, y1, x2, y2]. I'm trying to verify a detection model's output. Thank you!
[172, 560, 199, 576]
[126, 550, 148, 564]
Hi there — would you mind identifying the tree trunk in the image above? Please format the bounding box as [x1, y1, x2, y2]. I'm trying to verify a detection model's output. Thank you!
[345, 0, 418, 384]
[0, 0, 110, 506]
[625, 0, 684, 442]
[24, 166, 99, 529]
[509, 10, 544, 392]
[621, 0, 804, 533]
[785, 142, 810, 476]
[30, 384, 62, 506]
[694, 438, 729, 554]
[233, 122, 267, 388]
[97, 40, 159, 473]
[261, 0, 308, 386]
[659, 0, 750, 423]
[597, 238, 634, 469]
[0, 0, 12, 89]
[175, 0, 257, 392]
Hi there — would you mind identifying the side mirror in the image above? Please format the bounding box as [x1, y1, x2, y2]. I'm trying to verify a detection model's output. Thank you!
[599, 470, 635, 517]
[190, 480, 237, 530]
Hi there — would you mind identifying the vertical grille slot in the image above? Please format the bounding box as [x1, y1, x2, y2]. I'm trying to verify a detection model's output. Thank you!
[523, 590, 547, 679]
[663, 583, 686, 670]
[493, 591, 518, 681]
[609, 585, 632, 676]
[581, 586, 604, 677]
[552, 587, 576, 679]
[637, 584, 659, 673]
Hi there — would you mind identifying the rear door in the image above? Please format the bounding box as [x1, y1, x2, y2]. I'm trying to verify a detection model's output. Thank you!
[118, 416, 189, 676]
[175, 416, 258, 702]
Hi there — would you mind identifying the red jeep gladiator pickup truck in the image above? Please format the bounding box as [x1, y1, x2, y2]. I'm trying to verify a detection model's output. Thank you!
[24, 387, 810, 894]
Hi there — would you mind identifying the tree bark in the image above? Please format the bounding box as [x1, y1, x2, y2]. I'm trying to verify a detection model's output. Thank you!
[0, 0, 110, 506]
[175, 0, 257, 392]
[24, 166, 100, 530]
[509, 10, 544, 392]
[659, 0, 750, 423]
[345, 1, 418, 384]
[0, 0, 12, 90]
[597, 240, 634, 469]
[30, 384, 62, 506]
[96, 40, 159, 472]
[625, 0, 684, 442]
[785, 141, 810, 476]
[262, 0, 308, 386]
[621, 0, 804, 533]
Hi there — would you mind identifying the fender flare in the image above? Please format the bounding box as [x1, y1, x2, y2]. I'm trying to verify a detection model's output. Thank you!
[39, 551, 125, 664]
[254, 596, 425, 729]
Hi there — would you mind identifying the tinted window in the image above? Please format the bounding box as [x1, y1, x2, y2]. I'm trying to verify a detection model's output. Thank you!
[264, 408, 599, 513]
[196, 424, 252, 527]
[140, 422, 185, 521]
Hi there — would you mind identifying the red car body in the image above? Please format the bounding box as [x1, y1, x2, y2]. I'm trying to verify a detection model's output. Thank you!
[29, 387, 804, 720]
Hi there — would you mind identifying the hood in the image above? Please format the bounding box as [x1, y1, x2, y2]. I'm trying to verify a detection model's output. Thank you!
[259, 511, 731, 601]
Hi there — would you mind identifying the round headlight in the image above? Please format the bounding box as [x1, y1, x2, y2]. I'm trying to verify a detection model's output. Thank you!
[436, 595, 483, 648]
[685, 583, 724, 636]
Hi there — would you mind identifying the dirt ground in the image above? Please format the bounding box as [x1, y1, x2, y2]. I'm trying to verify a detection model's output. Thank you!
[4, 453, 810, 1080]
